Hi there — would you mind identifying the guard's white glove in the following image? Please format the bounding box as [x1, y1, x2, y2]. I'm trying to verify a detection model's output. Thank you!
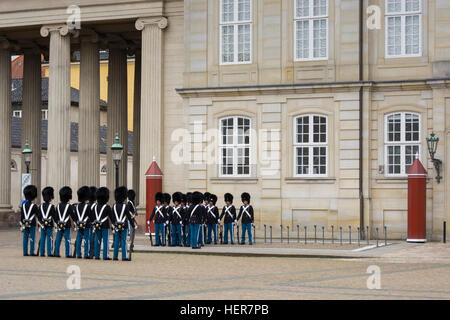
[147, 221, 150, 225]
[234, 220, 237, 224]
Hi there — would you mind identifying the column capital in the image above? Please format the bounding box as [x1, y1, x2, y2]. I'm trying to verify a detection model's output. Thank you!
[40, 24, 70, 38]
[135, 17, 168, 31]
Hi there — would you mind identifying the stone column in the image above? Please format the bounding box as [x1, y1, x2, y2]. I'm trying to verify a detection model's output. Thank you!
[106, 46, 128, 191]
[40, 25, 71, 193]
[132, 49, 141, 204]
[21, 52, 42, 201]
[0, 43, 12, 217]
[135, 17, 168, 211]
[78, 35, 100, 187]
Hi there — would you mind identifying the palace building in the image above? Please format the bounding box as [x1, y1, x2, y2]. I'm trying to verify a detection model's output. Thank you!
[0, 0, 449, 240]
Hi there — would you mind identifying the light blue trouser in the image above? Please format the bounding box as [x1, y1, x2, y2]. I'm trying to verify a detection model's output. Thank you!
[155, 223, 165, 246]
[223, 222, 234, 244]
[185, 224, 190, 247]
[54, 228, 71, 257]
[198, 224, 205, 245]
[113, 229, 128, 260]
[39, 227, 53, 256]
[171, 224, 182, 246]
[190, 224, 200, 248]
[76, 228, 90, 258]
[94, 228, 109, 259]
[241, 223, 253, 244]
[207, 224, 218, 244]
[22, 226, 36, 255]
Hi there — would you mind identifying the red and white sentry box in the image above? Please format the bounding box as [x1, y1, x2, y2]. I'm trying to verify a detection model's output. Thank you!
[145, 157, 163, 235]
[406, 158, 427, 243]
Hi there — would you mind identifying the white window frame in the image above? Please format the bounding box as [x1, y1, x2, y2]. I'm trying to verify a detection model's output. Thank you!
[219, 116, 252, 177]
[12, 110, 22, 118]
[293, 114, 328, 177]
[384, 112, 421, 177]
[385, 0, 422, 58]
[41, 109, 48, 120]
[294, 0, 329, 61]
[219, 0, 253, 65]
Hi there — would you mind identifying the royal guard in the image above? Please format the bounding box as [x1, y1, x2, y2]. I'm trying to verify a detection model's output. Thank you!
[20, 185, 39, 256]
[111, 186, 132, 261]
[220, 193, 236, 245]
[54, 187, 74, 258]
[88, 186, 97, 258]
[184, 192, 193, 247]
[171, 192, 184, 246]
[74, 186, 92, 259]
[237, 192, 254, 245]
[93, 187, 112, 260]
[200, 192, 210, 246]
[163, 193, 173, 245]
[189, 191, 206, 249]
[206, 194, 220, 245]
[38, 187, 56, 257]
[180, 193, 188, 246]
[148, 192, 167, 246]
[127, 189, 138, 252]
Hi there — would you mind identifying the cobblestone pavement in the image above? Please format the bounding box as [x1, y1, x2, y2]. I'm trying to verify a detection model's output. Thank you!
[1, 230, 449, 300]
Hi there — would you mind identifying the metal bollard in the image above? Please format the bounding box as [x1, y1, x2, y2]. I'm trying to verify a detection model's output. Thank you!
[322, 226, 325, 245]
[253, 224, 256, 244]
[280, 225, 283, 243]
[384, 226, 387, 246]
[264, 224, 267, 243]
[287, 226, 290, 244]
[331, 225, 334, 244]
[366, 226, 370, 245]
[340, 226, 343, 246]
[444, 221, 447, 244]
[270, 225, 272, 244]
[376, 227, 379, 247]
[357, 227, 360, 246]
[314, 225, 317, 243]
[349, 226, 352, 244]
[237, 224, 240, 243]
[297, 225, 300, 243]
[304, 226, 307, 245]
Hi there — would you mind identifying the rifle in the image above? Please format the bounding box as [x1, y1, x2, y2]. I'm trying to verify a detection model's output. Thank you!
[127, 226, 133, 261]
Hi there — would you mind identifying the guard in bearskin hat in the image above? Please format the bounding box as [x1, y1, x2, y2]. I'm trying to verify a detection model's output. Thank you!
[127, 189, 138, 252]
[219, 193, 236, 244]
[93, 187, 112, 260]
[184, 192, 193, 246]
[54, 186, 75, 258]
[237, 192, 254, 245]
[170, 192, 184, 246]
[180, 193, 189, 246]
[148, 192, 167, 246]
[37, 187, 56, 257]
[88, 186, 97, 258]
[188, 191, 206, 249]
[74, 186, 92, 259]
[163, 193, 173, 246]
[206, 194, 220, 245]
[20, 185, 39, 256]
[112, 186, 132, 261]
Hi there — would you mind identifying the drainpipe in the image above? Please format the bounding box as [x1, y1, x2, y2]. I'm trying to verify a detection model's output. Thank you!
[359, 0, 365, 239]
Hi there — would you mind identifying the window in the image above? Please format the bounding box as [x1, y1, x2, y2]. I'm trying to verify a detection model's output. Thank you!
[41, 109, 48, 120]
[220, 0, 252, 64]
[385, 0, 422, 58]
[294, 0, 328, 61]
[12, 110, 22, 118]
[219, 116, 251, 177]
[385, 112, 421, 176]
[294, 114, 328, 177]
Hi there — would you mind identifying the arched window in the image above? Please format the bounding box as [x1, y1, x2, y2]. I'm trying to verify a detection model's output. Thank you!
[219, 116, 251, 177]
[294, 114, 328, 177]
[10, 160, 17, 171]
[385, 112, 421, 176]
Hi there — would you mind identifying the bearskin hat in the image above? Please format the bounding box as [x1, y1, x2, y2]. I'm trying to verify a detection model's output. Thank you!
[181, 193, 187, 204]
[128, 189, 136, 202]
[186, 192, 193, 204]
[192, 191, 203, 205]
[77, 186, 90, 203]
[209, 194, 217, 205]
[23, 185, 37, 201]
[42, 187, 54, 203]
[155, 192, 164, 203]
[114, 186, 128, 203]
[224, 193, 233, 204]
[59, 186, 72, 203]
[89, 186, 97, 202]
[203, 192, 211, 202]
[96, 187, 109, 205]
[163, 193, 171, 204]
[172, 192, 182, 204]
[241, 192, 251, 203]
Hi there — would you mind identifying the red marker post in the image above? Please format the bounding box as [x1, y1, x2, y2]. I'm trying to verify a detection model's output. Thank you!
[145, 157, 163, 235]
[406, 158, 427, 243]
